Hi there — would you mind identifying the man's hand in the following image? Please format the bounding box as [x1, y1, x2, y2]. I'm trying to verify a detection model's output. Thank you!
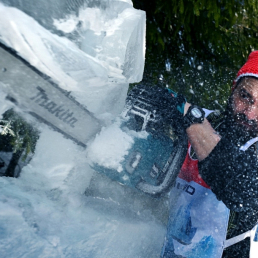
[155, 88, 187, 136]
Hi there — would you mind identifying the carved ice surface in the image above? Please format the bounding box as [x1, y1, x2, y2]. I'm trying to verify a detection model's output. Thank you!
[0, 125, 166, 258]
[0, 1, 168, 258]
[0, 0, 146, 120]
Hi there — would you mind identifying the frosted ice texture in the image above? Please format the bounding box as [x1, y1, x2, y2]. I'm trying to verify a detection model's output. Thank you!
[0, 0, 145, 120]
[0, 2, 165, 258]
[0, 124, 166, 258]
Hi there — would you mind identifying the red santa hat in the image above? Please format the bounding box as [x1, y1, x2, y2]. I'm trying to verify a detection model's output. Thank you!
[233, 50, 258, 87]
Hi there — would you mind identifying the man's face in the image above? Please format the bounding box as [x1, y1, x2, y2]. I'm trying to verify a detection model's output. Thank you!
[231, 77, 258, 132]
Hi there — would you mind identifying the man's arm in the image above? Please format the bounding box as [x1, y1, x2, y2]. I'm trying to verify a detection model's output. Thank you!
[183, 103, 258, 214]
[184, 103, 221, 161]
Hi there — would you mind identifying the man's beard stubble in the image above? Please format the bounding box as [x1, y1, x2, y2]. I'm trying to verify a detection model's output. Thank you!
[223, 95, 258, 140]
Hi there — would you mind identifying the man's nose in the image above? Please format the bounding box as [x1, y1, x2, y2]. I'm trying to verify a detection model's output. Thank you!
[244, 105, 258, 121]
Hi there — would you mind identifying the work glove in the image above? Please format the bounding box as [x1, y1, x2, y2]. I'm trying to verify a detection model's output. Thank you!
[155, 87, 186, 135]
[158, 88, 186, 116]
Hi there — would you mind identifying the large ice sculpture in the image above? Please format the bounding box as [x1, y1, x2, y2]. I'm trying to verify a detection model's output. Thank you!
[0, 3, 170, 257]
[0, 0, 146, 125]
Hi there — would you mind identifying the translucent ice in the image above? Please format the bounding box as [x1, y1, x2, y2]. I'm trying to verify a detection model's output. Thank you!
[0, 0, 146, 120]
[0, 2, 167, 258]
[0, 124, 167, 258]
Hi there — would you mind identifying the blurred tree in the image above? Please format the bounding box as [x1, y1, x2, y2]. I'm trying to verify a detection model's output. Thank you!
[0, 109, 39, 177]
[132, 0, 258, 110]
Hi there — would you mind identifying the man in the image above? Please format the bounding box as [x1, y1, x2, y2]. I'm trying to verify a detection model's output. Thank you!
[161, 51, 258, 257]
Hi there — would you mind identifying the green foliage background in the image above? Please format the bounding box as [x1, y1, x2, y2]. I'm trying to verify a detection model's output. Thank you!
[0, 109, 39, 160]
[132, 0, 258, 110]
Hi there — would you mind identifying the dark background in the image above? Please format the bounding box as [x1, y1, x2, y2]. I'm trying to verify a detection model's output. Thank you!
[132, 0, 258, 110]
